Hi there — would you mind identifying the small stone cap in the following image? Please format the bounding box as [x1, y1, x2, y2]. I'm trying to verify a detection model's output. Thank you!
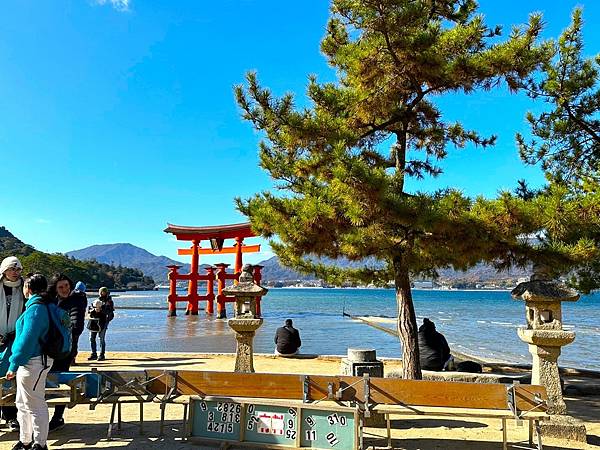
[511, 280, 579, 303]
[223, 282, 268, 296]
[347, 348, 377, 362]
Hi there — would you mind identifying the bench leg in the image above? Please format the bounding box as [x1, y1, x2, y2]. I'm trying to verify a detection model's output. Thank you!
[139, 402, 144, 434]
[529, 419, 533, 446]
[182, 403, 189, 439]
[107, 403, 117, 441]
[535, 420, 543, 450]
[502, 418, 507, 450]
[159, 402, 166, 436]
[117, 402, 122, 430]
[386, 413, 391, 449]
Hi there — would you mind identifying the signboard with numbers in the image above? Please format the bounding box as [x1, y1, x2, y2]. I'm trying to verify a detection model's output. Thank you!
[190, 398, 243, 441]
[300, 408, 355, 448]
[244, 403, 298, 445]
[189, 396, 359, 449]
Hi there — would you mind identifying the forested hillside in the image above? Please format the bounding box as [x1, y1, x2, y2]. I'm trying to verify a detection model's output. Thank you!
[0, 227, 154, 289]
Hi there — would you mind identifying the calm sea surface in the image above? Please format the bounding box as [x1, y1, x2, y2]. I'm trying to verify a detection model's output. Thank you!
[80, 288, 600, 370]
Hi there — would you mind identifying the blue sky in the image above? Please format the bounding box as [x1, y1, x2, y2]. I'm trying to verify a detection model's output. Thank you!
[1, 0, 599, 266]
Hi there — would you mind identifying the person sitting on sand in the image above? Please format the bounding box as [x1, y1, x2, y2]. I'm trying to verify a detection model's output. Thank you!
[418, 318, 452, 371]
[274, 319, 302, 356]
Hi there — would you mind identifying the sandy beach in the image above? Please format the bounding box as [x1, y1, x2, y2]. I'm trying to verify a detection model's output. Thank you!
[0, 352, 597, 450]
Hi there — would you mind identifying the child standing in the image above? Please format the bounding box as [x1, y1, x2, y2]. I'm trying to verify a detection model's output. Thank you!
[87, 299, 108, 361]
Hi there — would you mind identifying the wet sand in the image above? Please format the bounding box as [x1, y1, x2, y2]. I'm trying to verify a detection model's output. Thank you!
[0, 352, 597, 449]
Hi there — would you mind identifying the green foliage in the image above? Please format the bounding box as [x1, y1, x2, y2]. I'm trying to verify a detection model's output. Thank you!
[516, 8, 600, 185]
[0, 227, 153, 289]
[236, 0, 550, 378]
[515, 8, 600, 291]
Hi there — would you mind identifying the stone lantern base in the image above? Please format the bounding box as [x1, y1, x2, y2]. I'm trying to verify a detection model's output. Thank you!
[540, 415, 587, 443]
[228, 318, 263, 373]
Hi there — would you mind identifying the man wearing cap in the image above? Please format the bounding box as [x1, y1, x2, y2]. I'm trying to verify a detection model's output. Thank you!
[0, 256, 26, 431]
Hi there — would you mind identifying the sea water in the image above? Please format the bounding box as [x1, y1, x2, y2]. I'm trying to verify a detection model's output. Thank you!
[80, 288, 600, 370]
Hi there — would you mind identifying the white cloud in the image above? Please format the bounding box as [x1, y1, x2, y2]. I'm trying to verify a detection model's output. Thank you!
[94, 0, 130, 12]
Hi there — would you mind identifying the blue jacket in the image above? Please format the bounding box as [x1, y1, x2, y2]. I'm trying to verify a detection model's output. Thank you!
[8, 294, 50, 373]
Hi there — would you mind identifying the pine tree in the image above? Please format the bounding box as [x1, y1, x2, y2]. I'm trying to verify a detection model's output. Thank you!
[515, 8, 600, 291]
[516, 8, 600, 186]
[235, 0, 547, 379]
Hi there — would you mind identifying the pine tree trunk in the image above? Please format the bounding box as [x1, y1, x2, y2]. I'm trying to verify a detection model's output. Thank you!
[394, 258, 422, 380]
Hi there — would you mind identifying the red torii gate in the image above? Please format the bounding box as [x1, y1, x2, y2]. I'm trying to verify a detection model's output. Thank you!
[163, 222, 262, 318]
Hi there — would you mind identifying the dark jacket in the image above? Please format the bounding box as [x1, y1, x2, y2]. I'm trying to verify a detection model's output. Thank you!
[87, 307, 108, 332]
[418, 319, 450, 371]
[100, 295, 115, 322]
[274, 326, 301, 354]
[56, 291, 87, 337]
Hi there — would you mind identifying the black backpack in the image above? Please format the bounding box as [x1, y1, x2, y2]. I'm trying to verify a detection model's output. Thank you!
[32, 300, 72, 363]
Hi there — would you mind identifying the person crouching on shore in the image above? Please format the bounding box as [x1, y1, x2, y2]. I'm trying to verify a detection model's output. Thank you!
[7, 273, 53, 450]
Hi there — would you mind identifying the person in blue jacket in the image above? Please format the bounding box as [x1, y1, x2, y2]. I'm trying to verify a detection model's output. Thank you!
[6, 273, 53, 450]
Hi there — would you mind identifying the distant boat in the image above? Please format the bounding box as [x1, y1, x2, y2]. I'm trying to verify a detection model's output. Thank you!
[156, 284, 170, 289]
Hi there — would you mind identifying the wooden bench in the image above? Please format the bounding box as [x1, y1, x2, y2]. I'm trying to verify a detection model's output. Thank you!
[363, 378, 549, 450]
[145, 370, 550, 449]
[0, 378, 73, 407]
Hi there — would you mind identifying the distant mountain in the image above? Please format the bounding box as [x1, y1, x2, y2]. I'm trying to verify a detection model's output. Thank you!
[0, 227, 153, 289]
[258, 256, 316, 282]
[256, 255, 530, 288]
[66, 243, 190, 282]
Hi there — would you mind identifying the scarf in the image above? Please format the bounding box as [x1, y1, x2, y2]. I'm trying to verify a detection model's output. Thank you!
[0, 277, 25, 336]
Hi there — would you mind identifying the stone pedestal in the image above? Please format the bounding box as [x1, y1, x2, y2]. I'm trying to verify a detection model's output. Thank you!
[228, 318, 264, 373]
[223, 264, 268, 374]
[512, 276, 587, 442]
[340, 348, 384, 378]
[539, 415, 587, 443]
[517, 329, 574, 415]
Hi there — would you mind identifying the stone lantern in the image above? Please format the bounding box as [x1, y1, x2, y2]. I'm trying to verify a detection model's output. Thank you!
[512, 270, 586, 441]
[223, 264, 268, 373]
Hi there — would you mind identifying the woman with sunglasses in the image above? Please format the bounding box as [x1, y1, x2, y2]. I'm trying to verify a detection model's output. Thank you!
[0, 256, 27, 432]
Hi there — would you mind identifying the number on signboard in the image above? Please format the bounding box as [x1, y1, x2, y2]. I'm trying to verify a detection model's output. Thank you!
[305, 429, 317, 441]
[248, 404, 255, 414]
[227, 423, 234, 433]
[217, 402, 223, 412]
[305, 416, 316, 427]
[285, 429, 296, 440]
[288, 418, 295, 429]
[208, 411, 214, 421]
[339, 415, 347, 426]
[326, 432, 339, 446]
[288, 408, 297, 417]
[200, 401, 207, 411]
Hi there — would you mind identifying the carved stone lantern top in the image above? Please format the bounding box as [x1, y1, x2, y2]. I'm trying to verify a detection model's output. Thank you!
[511, 280, 580, 303]
[223, 264, 268, 319]
[512, 276, 578, 336]
[223, 264, 268, 297]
